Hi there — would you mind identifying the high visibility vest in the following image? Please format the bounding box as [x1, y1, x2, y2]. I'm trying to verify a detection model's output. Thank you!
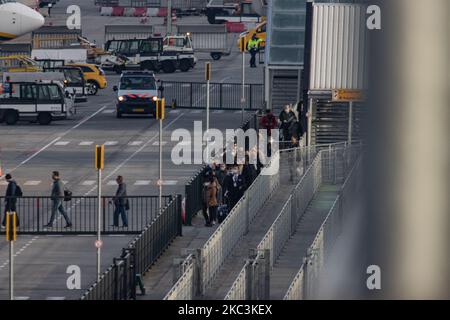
[248, 38, 262, 50]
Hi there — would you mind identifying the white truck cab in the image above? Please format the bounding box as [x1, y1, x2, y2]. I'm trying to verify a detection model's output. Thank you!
[0, 80, 72, 125]
[113, 71, 159, 118]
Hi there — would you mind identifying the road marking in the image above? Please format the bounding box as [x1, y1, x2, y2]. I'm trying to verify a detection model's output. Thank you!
[9, 106, 107, 173]
[24, 181, 41, 186]
[81, 180, 96, 186]
[104, 141, 118, 146]
[213, 110, 225, 114]
[152, 141, 167, 146]
[170, 110, 181, 114]
[235, 110, 243, 114]
[129, 141, 143, 146]
[79, 141, 94, 146]
[15, 297, 30, 300]
[54, 141, 70, 146]
[134, 180, 151, 186]
[162, 180, 178, 186]
[107, 180, 117, 186]
[190, 110, 202, 114]
[102, 109, 115, 114]
[46, 297, 66, 300]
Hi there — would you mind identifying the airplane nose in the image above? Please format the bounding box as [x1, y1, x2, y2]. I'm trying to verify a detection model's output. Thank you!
[20, 4, 45, 34]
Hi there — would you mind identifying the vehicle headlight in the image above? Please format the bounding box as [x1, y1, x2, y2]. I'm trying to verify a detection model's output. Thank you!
[118, 96, 126, 102]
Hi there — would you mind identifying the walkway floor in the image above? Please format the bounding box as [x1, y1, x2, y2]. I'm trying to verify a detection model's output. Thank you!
[269, 184, 341, 299]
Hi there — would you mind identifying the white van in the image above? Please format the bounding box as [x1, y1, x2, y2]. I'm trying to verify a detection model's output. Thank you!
[0, 81, 73, 125]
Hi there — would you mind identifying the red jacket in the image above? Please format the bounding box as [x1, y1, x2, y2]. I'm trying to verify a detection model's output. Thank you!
[261, 113, 278, 134]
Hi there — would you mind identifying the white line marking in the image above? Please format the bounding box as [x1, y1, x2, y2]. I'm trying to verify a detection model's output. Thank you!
[15, 297, 30, 300]
[170, 110, 181, 114]
[134, 180, 151, 186]
[190, 110, 202, 114]
[102, 109, 115, 114]
[9, 106, 107, 173]
[24, 181, 41, 186]
[81, 180, 96, 186]
[104, 141, 118, 146]
[107, 180, 117, 186]
[79, 141, 94, 146]
[129, 141, 143, 146]
[54, 141, 70, 146]
[152, 141, 167, 146]
[213, 110, 224, 114]
[162, 180, 178, 186]
[46, 297, 66, 300]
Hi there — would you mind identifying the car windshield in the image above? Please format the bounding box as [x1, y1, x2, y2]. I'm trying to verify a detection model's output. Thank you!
[63, 69, 83, 84]
[120, 76, 156, 90]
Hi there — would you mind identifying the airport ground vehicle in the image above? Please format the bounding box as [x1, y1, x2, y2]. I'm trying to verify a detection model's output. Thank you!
[0, 55, 40, 73]
[237, 20, 266, 51]
[0, 80, 72, 125]
[206, 0, 262, 24]
[113, 71, 159, 118]
[67, 63, 107, 95]
[101, 35, 196, 74]
[43, 66, 87, 102]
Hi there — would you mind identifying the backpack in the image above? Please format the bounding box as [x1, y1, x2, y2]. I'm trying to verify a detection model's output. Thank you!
[64, 189, 72, 202]
[15, 185, 23, 197]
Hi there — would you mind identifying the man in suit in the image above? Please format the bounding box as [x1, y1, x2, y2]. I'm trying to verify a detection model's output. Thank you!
[112, 175, 128, 228]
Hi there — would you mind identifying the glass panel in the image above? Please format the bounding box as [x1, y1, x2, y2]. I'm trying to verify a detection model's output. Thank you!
[48, 85, 62, 101]
[120, 76, 156, 90]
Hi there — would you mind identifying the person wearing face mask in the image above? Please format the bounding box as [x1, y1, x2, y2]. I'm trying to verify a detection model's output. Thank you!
[202, 173, 212, 227]
[226, 166, 245, 209]
[279, 104, 297, 143]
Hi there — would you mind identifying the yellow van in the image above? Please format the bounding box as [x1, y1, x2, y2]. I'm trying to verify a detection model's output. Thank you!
[67, 63, 107, 95]
[237, 21, 266, 51]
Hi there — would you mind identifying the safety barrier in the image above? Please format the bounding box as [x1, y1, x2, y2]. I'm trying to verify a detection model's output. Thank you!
[0, 196, 171, 235]
[224, 143, 363, 300]
[80, 194, 182, 300]
[283, 154, 364, 300]
[163, 254, 196, 300]
[161, 81, 264, 110]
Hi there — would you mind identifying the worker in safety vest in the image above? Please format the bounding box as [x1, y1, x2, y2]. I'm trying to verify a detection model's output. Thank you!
[247, 34, 263, 68]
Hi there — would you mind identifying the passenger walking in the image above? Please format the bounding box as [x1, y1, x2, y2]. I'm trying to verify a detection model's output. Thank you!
[202, 177, 211, 227]
[1, 174, 20, 229]
[279, 104, 297, 143]
[288, 136, 302, 183]
[112, 176, 128, 228]
[206, 176, 219, 225]
[225, 166, 245, 209]
[45, 171, 72, 228]
[247, 34, 263, 68]
[260, 109, 278, 137]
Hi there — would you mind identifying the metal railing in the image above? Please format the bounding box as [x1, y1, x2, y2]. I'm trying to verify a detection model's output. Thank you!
[164, 254, 196, 300]
[0, 196, 172, 235]
[80, 194, 182, 300]
[283, 154, 364, 300]
[161, 81, 264, 110]
[224, 143, 363, 300]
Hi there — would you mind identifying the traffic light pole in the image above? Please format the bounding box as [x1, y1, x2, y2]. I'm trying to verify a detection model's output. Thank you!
[241, 50, 246, 123]
[9, 235, 14, 300]
[159, 118, 163, 211]
[97, 167, 102, 281]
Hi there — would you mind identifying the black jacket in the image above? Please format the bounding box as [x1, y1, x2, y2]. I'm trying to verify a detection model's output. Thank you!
[5, 180, 17, 211]
[114, 183, 127, 206]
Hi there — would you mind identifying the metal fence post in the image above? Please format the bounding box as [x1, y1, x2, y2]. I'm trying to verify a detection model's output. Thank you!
[196, 248, 204, 297]
[189, 83, 193, 108]
[176, 194, 182, 236]
[245, 260, 253, 300]
[264, 249, 270, 299]
[245, 195, 250, 234]
[36, 198, 40, 233]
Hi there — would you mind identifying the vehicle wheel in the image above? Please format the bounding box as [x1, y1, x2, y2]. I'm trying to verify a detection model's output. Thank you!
[211, 53, 222, 61]
[116, 111, 123, 118]
[86, 81, 99, 96]
[113, 65, 124, 74]
[179, 59, 191, 72]
[5, 111, 18, 125]
[37, 112, 52, 125]
[162, 61, 176, 73]
[141, 61, 155, 71]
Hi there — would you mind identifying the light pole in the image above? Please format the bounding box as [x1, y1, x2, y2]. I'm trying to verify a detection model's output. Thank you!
[95, 145, 104, 281]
